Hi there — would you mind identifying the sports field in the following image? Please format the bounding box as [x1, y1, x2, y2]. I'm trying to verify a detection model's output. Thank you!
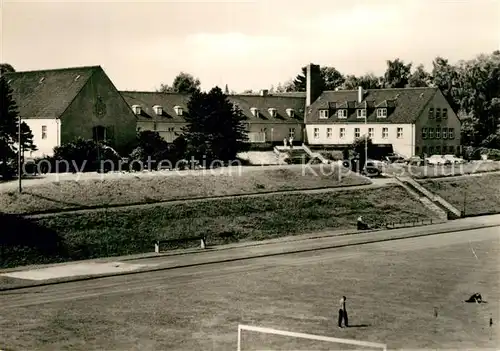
[0, 227, 498, 350]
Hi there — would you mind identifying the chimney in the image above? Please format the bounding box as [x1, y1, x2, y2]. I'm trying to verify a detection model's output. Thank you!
[306, 63, 322, 107]
[306, 64, 313, 106]
[260, 89, 268, 96]
[358, 86, 363, 103]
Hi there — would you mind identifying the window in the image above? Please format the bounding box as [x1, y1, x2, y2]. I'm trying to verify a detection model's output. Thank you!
[338, 109, 347, 118]
[174, 106, 183, 116]
[314, 128, 319, 139]
[442, 128, 447, 139]
[429, 128, 434, 139]
[357, 109, 366, 118]
[354, 128, 360, 138]
[422, 146, 427, 155]
[41, 125, 47, 139]
[326, 128, 332, 139]
[449, 146, 455, 154]
[132, 105, 141, 115]
[319, 109, 329, 119]
[368, 128, 374, 138]
[153, 105, 163, 115]
[435, 127, 440, 139]
[422, 128, 428, 139]
[286, 108, 295, 118]
[435, 108, 441, 120]
[268, 108, 277, 117]
[92, 126, 106, 142]
[448, 128, 454, 139]
[415, 146, 420, 154]
[377, 108, 387, 118]
[429, 146, 434, 154]
[167, 127, 175, 132]
[442, 108, 448, 119]
[382, 127, 388, 139]
[397, 127, 403, 139]
[289, 128, 295, 138]
[340, 128, 345, 138]
[436, 146, 441, 154]
[429, 107, 434, 119]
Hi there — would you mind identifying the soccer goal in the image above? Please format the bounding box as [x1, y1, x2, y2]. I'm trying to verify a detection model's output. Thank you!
[237, 324, 387, 351]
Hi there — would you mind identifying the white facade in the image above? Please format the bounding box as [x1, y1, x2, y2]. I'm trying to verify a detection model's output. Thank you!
[306, 123, 416, 158]
[22, 118, 61, 158]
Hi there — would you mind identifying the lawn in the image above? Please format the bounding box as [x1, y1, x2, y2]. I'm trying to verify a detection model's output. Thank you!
[384, 161, 500, 179]
[0, 165, 370, 215]
[0, 229, 498, 350]
[420, 173, 500, 216]
[1, 185, 436, 268]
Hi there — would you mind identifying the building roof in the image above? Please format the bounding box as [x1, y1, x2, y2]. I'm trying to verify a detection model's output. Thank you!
[306, 87, 438, 124]
[4, 66, 99, 119]
[120, 91, 306, 124]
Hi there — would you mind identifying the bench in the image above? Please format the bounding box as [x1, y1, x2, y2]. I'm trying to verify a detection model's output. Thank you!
[154, 235, 207, 253]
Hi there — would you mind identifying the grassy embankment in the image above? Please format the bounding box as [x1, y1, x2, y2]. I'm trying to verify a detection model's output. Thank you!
[419, 173, 500, 216]
[384, 161, 500, 179]
[1, 165, 369, 215]
[1, 184, 436, 268]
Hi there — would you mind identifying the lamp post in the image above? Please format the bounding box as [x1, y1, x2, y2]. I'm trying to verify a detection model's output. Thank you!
[18, 115, 22, 193]
[364, 113, 368, 172]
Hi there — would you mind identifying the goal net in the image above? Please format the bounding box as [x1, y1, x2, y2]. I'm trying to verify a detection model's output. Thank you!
[237, 324, 387, 351]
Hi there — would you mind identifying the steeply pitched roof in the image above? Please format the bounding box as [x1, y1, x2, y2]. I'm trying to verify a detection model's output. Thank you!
[4, 66, 99, 119]
[120, 91, 191, 122]
[120, 91, 306, 124]
[306, 87, 438, 124]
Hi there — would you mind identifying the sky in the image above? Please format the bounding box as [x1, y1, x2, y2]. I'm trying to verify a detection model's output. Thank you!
[1, 0, 499, 92]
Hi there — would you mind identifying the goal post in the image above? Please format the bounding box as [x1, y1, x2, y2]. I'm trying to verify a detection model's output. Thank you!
[237, 324, 387, 351]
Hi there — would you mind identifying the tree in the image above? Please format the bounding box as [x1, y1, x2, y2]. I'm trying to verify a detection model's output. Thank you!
[158, 72, 201, 94]
[0, 75, 36, 178]
[321, 67, 345, 90]
[430, 57, 461, 112]
[455, 52, 500, 145]
[408, 64, 431, 87]
[342, 75, 360, 90]
[183, 86, 248, 165]
[0, 63, 15, 75]
[383, 59, 412, 88]
[289, 65, 342, 92]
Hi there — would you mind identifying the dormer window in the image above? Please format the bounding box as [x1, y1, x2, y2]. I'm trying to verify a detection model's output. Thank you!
[337, 109, 347, 118]
[319, 109, 329, 119]
[356, 109, 366, 118]
[268, 108, 277, 117]
[377, 108, 387, 118]
[153, 105, 163, 115]
[131, 105, 142, 115]
[250, 107, 259, 117]
[173, 105, 183, 116]
[286, 108, 295, 118]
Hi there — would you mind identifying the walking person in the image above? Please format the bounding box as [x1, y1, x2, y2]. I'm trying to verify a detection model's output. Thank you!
[338, 296, 349, 328]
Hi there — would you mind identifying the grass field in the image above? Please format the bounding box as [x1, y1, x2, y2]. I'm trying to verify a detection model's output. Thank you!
[420, 173, 500, 216]
[0, 228, 498, 350]
[384, 161, 500, 179]
[1, 185, 435, 268]
[0, 165, 370, 215]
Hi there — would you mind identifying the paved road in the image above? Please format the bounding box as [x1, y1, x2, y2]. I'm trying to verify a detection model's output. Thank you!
[1, 225, 498, 310]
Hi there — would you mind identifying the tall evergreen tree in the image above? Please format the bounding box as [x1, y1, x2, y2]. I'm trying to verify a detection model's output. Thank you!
[183, 87, 248, 165]
[0, 75, 37, 178]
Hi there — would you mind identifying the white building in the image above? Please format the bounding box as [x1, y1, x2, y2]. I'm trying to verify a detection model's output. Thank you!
[305, 85, 461, 158]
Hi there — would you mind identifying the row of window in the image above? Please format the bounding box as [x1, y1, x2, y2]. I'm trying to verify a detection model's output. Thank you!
[422, 127, 454, 139]
[417, 145, 456, 155]
[312, 127, 403, 140]
[319, 108, 388, 119]
[428, 107, 448, 120]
